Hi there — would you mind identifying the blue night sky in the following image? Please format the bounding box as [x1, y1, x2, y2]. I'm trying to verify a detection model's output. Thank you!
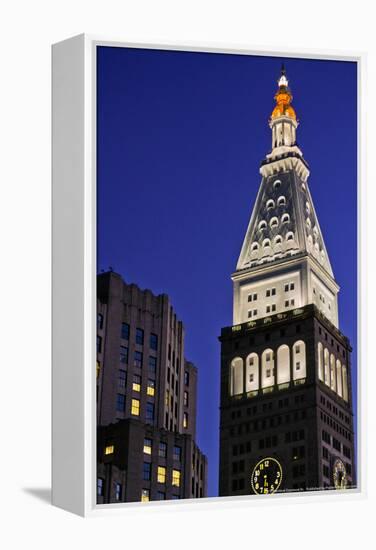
[97, 47, 357, 497]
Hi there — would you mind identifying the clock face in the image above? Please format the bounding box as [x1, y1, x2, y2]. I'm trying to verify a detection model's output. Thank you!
[251, 457, 283, 495]
[333, 459, 347, 489]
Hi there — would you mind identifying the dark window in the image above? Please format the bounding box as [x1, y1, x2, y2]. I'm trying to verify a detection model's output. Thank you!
[150, 333, 158, 351]
[146, 402, 154, 421]
[322, 446, 329, 459]
[121, 322, 130, 340]
[97, 478, 104, 496]
[134, 351, 143, 367]
[157, 492, 166, 500]
[323, 465, 330, 478]
[116, 393, 125, 412]
[118, 370, 127, 388]
[115, 482, 122, 501]
[143, 462, 151, 481]
[173, 446, 182, 461]
[136, 328, 144, 345]
[159, 442, 167, 458]
[149, 356, 157, 373]
[97, 313, 103, 330]
[120, 346, 128, 364]
[184, 371, 189, 386]
[97, 336, 102, 353]
[296, 324, 301, 334]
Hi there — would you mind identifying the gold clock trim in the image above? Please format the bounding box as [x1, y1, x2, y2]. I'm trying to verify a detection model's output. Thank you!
[251, 456, 283, 495]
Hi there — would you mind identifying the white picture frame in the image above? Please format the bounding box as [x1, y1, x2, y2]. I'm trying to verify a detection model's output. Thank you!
[52, 34, 366, 517]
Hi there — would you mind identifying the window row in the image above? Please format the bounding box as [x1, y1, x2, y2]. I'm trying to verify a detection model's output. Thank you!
[247, 283, 295, 303]
[114, 396, 155, 420]
[119, 348, 157, 372]
[143, 439, 182, 461]
[142, 463, 181, 487]
[141, 488, 180, 502]
[120, 322, 158, 350]
[118, 371, 156, 396]
[317, 343, 349, 401]
[230, 341, 306, 396]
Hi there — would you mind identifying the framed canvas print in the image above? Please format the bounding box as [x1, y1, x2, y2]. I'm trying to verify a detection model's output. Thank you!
[52, 35, 365, 516]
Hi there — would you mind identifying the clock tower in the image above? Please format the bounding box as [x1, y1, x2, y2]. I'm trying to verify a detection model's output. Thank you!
[219, 66, 356, 495]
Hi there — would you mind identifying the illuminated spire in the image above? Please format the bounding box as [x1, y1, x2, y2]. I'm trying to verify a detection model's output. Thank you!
[271, 64, 297, 121]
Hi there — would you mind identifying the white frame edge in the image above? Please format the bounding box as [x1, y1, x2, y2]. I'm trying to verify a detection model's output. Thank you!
[52, 34, 366, 517]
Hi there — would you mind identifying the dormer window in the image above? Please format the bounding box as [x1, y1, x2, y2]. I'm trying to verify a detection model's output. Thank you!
[259, 220, 267, 231]
[277, 196, 286, 207]
[270, 217, 279, 229]
[306, 217, 311, 229]
[274, 235, 282, 245]
[286, 232, 294, 241]
[266, 199, 275, 210]
[273, 179, 282, 190]
[262, 239, 271, 248]
[282, 213, 290, 224]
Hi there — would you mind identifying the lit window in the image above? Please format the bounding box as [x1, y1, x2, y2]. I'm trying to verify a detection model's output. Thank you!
[146, 402, 154, 421]
[134, 351, 143, 367]
[131, 399, 140, 416]
[172, 469, 181, 487]
[184, 391, 189, 407]
[97, 478, 104, 496]
[173, 446, 182, 461]
[105, 445, 114, 455]
[143, 462, 151, 481]
[159, 441, 167, 458]
[149, 356, 157, 372]
[118, 369, 126, 388]
[133, 374, 141, 392]
[150, 333, 158, 350]
[141, 489, 150, 502]
[157, 466, 166, 484]
[115, 482, 122, 501]
[136, 328, 144, 345]
[183, 412, 188, 429]
[147, 379, 155, 396]
[116, 393, 125, 412]
[121, 322, 129, 340]
[120, 346, 128, 364]
[143, 438, 152, 455]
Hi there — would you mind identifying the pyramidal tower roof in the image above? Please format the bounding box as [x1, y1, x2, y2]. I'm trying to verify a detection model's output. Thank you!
[236, 66, 334, 279]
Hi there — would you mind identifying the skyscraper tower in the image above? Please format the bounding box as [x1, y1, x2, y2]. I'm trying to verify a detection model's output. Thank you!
[219, 67, 356, 495]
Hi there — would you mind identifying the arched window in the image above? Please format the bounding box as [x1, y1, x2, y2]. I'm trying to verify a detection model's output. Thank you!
[261, 349, 274, 389]
[230, 357, 243, 396]
[313, 226, 319, 238]
[246, 353, 259, 392]
[277, 196, 286, 207]
[277, 345, 290, 384]
[266, 199, 275, 210]
[258, 220, 267, 231]
[250, 242, 259, 259]
[336, 359, 343, 397]
[262, 238, 271, 249]
[281, 213, 290, 224]
[342, 365, 349, 402]
[305, 201, 311, 215]
[318, 342, 324, 381]
[273, 179, 282, 190]
[293, 340, 306, 380]
[270, 216, 279, 229]
[324, 348, 330, 386]
[251, 242, 259, 252]
[330, 354, 336, 392]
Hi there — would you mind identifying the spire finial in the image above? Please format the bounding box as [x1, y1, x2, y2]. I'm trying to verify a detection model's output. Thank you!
[278, 63, 288, 88]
